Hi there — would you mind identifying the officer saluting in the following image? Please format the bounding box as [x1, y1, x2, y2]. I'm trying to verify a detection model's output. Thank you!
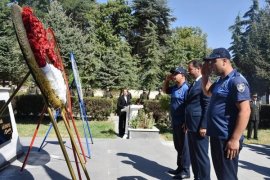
[201, 48, 251, 180]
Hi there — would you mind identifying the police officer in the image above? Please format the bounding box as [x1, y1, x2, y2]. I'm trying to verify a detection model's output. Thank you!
[138, 89, 149, 104]
[185, 60, 210, 180]
[163, 66, 190, 179]
[247, 93, 261, 140]
[202, 48, 251, 180]
[155, 88, 163, 100]
[103, 87, 113, 98]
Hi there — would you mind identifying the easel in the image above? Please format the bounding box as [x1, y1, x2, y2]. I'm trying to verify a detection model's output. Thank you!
[0, 71, 89, 179]
[37, 53, 94, 158]
[70, 53, 94, 153]
[37, 78, 94, 158]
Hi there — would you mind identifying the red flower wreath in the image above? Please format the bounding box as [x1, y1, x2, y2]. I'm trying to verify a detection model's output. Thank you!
[21, 7, 66, 103]
[21, 7, 61, 70]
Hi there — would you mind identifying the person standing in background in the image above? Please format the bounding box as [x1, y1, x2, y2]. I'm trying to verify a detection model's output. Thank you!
[155, 88, 163, 100]
[116, 88, 131, 137]
[103, 87, 113, 98]
[138, 89, 149, 104]
[247, 93, 261, 140]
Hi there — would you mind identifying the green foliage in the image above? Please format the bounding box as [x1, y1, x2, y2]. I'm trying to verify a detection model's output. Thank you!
[130, 0, 175, 56]
[159, 95, 170, 111]
[3, 0, 212, 90]
[130, 109, 155, 129]
[144, 99, 170, 127]
[15, 95, 45, 116]
[229, 0, 270, 95]
[18, 0, 50, 17]
[84, 97, 114, 121]
[139, 21, 163, 90]
[163, 27, 207, 74]
[0, 0, 27, 84]
[44, 1, 101, 87]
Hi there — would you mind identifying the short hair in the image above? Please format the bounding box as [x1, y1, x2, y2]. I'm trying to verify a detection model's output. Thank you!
[188, 59, 202, 69]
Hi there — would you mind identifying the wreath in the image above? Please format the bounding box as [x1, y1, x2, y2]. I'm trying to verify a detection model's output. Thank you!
[12, 5, 67, 109]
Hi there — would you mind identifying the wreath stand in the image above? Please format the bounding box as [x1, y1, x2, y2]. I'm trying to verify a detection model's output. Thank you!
[0, 72, 89, 179]
[37, 76, 94, 158]
[11, 4, 91, 179]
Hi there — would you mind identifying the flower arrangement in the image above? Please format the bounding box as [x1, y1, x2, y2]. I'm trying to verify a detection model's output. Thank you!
[12, 5, 67, 108]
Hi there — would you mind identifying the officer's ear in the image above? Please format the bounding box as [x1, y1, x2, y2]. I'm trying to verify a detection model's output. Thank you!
[222, 58, 230, 66]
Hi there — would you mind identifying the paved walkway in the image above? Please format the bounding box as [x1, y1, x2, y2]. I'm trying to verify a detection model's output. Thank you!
[0, 116, 269, 179]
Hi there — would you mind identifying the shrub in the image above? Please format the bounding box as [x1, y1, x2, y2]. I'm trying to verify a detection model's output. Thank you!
[260, 104, 270, 128]
[159, 95, 170, 111]
[15, 95, 45, 116]
[130, 109, 155, 129]
[143, 99, 170, 128]
[84, 97, 113, 121]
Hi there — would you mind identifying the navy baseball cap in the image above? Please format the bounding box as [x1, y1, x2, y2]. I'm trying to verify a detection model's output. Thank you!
[170, 67, 187, 75]
[203, 48, 231, 61]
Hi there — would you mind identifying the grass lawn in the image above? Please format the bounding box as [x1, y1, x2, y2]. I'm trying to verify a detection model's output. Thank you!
[159, 126, 270, 145]
[16, 116, 117, 139]
[15, 116, 270, 145]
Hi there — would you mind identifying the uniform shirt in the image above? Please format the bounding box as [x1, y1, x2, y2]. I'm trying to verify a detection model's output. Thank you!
[167, 82, 189, 125]
[207, 70, 250, 140]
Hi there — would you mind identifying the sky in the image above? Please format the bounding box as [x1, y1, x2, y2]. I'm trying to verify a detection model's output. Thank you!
[97, 0, 267, 49]
[167, 0, 266, 49]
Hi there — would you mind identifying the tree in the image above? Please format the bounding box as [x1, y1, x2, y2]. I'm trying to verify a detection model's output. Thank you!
[58, 0, 96, 31]
[83, 0, 139, 89]
[45, 1, 101, 87]
[163, 27, 207, 75]
[139, 21, 163, 90]
[130, 0, 175, 56]
[0, 0, 27, 85]
[229, 0, 270, 100]
[18, 0, 51, 18]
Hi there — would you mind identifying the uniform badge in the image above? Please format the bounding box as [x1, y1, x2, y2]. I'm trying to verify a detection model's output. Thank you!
[237, 83, 245, 92]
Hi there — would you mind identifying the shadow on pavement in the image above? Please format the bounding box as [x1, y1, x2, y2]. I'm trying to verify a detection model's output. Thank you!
[0, 146, 69, 180]
[244, 144, 270, 159]
[0, 165, 34, 180]
[18, 146, 50, 166]
[239, 160, 270, 178]
[117, 152, 172, 179]
[118, 176, 147, 180]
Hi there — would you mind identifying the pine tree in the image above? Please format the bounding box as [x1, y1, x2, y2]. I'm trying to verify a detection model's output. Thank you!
[0, 0, 27, 85]
[130, 0, 175, 57]
[44, 1, 101, 87]
[139, 21, 163, 90]
[89, 0, 139, 89]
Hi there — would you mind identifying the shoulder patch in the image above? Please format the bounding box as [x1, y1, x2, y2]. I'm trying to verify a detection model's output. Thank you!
[237, 83, 245, 92]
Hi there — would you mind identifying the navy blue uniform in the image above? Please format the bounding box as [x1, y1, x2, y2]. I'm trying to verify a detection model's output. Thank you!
[207, 70, 250, 180]
[185, 78, 210, 180]
[167, 82, 190, 174]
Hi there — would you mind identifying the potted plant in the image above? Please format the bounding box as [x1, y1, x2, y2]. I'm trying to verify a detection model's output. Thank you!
[128, 109, 159, 139]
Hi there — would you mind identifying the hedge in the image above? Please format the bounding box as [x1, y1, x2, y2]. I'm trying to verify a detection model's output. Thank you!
[260, 104, 270, 128]
[12, 94, 270, 128]
[13, 95, 115, 121]
[15, 94, 45, 116]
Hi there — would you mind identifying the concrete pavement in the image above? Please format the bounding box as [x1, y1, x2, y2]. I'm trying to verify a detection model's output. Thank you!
[0, 114, 269, 179]
[0, 136, 269, 180]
